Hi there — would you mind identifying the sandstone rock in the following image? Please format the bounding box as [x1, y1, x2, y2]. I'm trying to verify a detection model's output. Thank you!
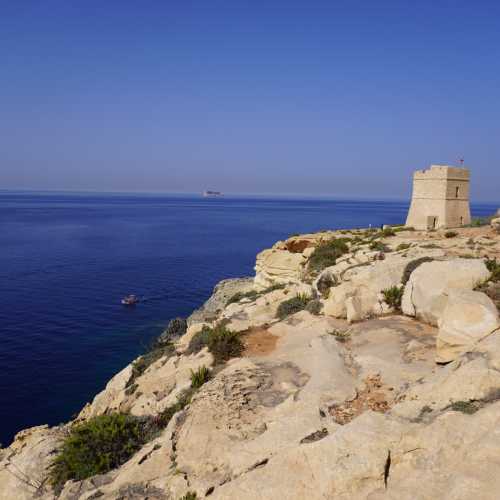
[491, 217, 500, 233]
[323, 255, 409, 319]
[254, 249, 306, 289]
[346, 296, 363, 323]
[401, 258, 490, 325]
[78, 364, 133, 419]
[212, 412, 405, 500]
[4, 226, 500, 500]
[0, 425, 64, 500]
[382, 400, 500, 500]
[436, 289, 500, 363]
[79, 342, 213, 420]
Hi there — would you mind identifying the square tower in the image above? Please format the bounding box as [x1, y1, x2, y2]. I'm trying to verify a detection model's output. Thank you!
[405, 165, 471, 230]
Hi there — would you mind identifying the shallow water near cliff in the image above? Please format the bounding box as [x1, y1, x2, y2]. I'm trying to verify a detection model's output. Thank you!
[0, 191, 496, 445]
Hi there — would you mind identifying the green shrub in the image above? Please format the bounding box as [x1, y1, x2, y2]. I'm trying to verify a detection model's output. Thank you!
[369, 241, 390, 252]
[190, 365, 211, 389]
[328, 329, 351, 342]
[276, 294, 311, 319]
[188, 325, 243, 364]
[50, 414, 148, 491]
[381, 227, 396, 237]
[486, 258, 500, 282]
[402, 257, 434, 285]
[469, 216, 492, 227]
[449, 400, 480, 414]
[396, 243, 411, 251]
[226, 284, 286, 306]
[382, 286, 404, 310]
[227, 290, 259, 305]
[179, 493, 198, 500]
[444, 231, 458, 238]
[305, 299, 323, 315]
[308, 238, 349, 273]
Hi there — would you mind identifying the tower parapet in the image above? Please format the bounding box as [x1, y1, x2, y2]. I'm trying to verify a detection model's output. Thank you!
[405, 165, 471, 230]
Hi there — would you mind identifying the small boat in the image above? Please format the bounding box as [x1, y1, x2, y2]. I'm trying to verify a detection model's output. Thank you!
[121, 294, 139, 306]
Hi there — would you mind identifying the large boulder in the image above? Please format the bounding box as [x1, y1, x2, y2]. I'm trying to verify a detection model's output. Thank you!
[323, 255, 410, 320]
[436, 289, 500, 363]
[401, 258, 491, 325]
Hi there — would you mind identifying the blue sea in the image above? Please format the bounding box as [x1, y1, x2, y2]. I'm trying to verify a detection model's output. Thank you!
[0, 192, 497, 445]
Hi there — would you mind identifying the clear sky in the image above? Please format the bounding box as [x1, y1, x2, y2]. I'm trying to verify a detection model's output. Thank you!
[1, 1, 499, 201]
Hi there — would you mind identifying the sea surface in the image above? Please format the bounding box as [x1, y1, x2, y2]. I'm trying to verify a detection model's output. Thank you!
[0, 192, 497, 445]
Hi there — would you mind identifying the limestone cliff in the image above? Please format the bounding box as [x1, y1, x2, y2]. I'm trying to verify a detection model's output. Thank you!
[2, 220, 500, 500]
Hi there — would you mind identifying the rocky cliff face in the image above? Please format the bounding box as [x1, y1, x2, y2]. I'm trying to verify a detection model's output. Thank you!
[2, 221, 500, 500]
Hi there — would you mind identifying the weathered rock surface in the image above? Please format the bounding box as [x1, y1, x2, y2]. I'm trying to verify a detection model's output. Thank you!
[3, 224, 500, 500]
[436, 289, 500, 363]
[401, 258, 491, 325]
[254, 248, 306, 289]
[187, 277, 254, 325]
[0, 425, 64, 500]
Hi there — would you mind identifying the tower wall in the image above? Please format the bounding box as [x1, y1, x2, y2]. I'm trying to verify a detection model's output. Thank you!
[405, 165, 471, 230]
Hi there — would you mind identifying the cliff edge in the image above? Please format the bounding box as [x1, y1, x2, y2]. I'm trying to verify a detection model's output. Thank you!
[2, 218, 500, 499]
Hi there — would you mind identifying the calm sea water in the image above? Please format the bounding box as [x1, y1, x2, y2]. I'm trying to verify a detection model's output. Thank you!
[0, 192, 496, 445]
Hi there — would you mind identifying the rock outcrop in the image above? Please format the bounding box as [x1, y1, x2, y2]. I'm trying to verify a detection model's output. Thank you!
[436, 289, 500, 363]
[401, 258, 491, 325]
[2, 223, 500, 499]
[188, 277, 254, 325]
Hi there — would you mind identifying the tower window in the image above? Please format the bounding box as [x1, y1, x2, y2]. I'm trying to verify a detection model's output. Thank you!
[455, 186, 459, 198]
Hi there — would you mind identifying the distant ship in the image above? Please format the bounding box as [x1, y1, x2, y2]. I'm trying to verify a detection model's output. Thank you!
[203, 190, 223, 197]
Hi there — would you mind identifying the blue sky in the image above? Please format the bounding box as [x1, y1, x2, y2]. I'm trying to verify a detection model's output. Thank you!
[1, 1, 499, 201]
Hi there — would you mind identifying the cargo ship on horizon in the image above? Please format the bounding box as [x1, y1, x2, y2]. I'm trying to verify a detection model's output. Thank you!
[203, 190, 223, 197]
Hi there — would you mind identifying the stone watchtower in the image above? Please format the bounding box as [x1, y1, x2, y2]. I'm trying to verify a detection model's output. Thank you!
[405, 165, 471, 230]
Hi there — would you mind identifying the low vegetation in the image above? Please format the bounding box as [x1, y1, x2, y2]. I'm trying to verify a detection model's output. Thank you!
[190, 365, 211, 389]
[369, 241, 390, 252]
[179, 493, 198, 500]
[486, 258, 500, 282]
[308, 238, 349, 273]
[328, 328, 351, 342]
[449, 400, 480, 414]
[226, 283, 285, 305]
[382, 286, 404, 310]
[276, 293, 311, 319]
[305, 299, 323, 315]
[444, 231, 458, 238]
[396, 243, 411, 251]
[226, 289, 259, 305]
[380, 227, 396, 237]
[402, 257, 434, 285]
[188, 324, 243, 364]
[468, 216, 493, 227]
[51, 373, 210, 493]
[50, 414, 150, 491]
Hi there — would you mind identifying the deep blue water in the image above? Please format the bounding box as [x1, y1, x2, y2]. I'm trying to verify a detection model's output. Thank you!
[0, 192, 497, 445]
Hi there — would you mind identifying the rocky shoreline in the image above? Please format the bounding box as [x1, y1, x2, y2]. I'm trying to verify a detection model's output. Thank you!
[2, 217, 500, 499]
